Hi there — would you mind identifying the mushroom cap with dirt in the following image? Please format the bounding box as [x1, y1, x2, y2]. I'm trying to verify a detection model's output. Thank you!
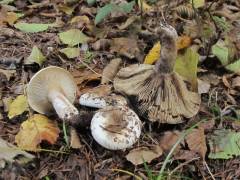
[91, 105, 142, 150]
[113, 23, 201, 124]
[27, 66, 79, 124]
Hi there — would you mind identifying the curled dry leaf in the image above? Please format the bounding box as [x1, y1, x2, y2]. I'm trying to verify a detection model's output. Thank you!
[101, 58, 122, 84]
[126, 146, 163, 165]
[185, 127, 207, 159]
[92, 39, 111, 51]
[15, 114, 60, 151]
[110, 38, 140, 59]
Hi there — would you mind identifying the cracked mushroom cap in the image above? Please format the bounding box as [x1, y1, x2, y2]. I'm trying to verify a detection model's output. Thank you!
[91, 105, 142, 150]
[27, 66, 77, 115]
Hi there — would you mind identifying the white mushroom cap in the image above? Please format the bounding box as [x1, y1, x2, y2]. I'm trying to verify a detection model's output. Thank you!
[27, 66, 79, 122]
[79, 92, 128, 109]
[91, 105, 142, 150]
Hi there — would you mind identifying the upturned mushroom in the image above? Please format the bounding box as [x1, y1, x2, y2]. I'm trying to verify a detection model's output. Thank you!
[91, 105, 142, 150]
[27, 66, 79, 124]
[113, 23, 201, 124]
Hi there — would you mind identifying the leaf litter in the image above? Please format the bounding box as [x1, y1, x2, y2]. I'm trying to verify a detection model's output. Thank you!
[0, 0, 240, 179]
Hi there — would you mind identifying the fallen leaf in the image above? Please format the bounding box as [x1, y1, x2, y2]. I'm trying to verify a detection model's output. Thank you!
[174, 48, 199, 90]
[177, 35, 192, 50]
[58, 29, 90, 47]
[14, 22, 54, 33]
[15, 114, 60, 151]
[208, 129, 240, 159]
[191, 0, 205, 8]
[101, 58, 122, 84]
[126, 146, 163, 165]
[0, 138, 34, 163]
[232, 76, 240, 89]
[212, 40, 229, 66]
[2, 97, 12, 112]
[118, 16, 140, 30]
[60, 47, 80, 58]
[110, 38, 140, 59]
[226, 59, 240, 73]
[92, 39, 111, 51]
[70, 127, 82, 149]
[137, 0, 152, 12]
[25, 46, 46, 65]
[159, 131, 181, 152]
[185, 127, 207, 159]
[8, 95, 28, 119]
[0, 69, 16, 81]
[57, 4, 76, 15]
[198, 79, 210, 94]
[144, 42, 160, 64]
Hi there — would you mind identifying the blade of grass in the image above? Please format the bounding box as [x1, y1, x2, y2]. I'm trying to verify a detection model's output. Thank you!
[111, 168, 143, 180]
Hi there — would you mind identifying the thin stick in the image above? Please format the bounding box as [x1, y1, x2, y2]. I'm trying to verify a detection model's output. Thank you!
[204, 161, 216, 180]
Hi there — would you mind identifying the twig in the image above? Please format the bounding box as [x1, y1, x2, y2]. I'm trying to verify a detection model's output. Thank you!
[204, 161, 216, 180]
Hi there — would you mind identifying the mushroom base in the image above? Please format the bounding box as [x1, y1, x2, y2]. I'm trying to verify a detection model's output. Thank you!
[113, 64, 201, 124]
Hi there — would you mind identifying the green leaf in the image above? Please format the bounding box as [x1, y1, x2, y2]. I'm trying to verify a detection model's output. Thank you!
[25, 46, 46, 65]
[95, 3, 118, 25]
[212, 40, 229, 66]
[14, 22, 53, 33]
[226, 59, 240, 73]
[209, 129, 240, 159]
[60, 48, 80, 58]
[58, 29, 90, 46]
[120, 1, 135, 13]
[212, 16, 231, 32]
[190, 0, 205, 8]
[174, 48, 199, 91]
[86, 0, 96, 5]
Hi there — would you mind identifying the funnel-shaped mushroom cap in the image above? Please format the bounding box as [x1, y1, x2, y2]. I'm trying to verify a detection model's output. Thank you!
[114, 64, 201, 124]
[27, 66, 77, 115]
[91, 105, 142, 150]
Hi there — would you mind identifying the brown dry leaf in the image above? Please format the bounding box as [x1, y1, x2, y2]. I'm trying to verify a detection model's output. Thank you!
[71, 68, 102, 91]
[198, 79, 211, 94]
[15, 114, 60, 151]
[70, 127, 82, 149]
[118, 16, 140, 30]
[232, 76, 240, 89]
[110, 38, 140, 59]
[185, 127, 207, 159]
[222, 75, 232, 89]
[92, 39, 111, 51]
[159, 131, 181, 152]
[101, 58, 122, 84]
[0, 8, 19, 26]
[126, 146, 163, 165]
[174, 150, 198, 161]
[0, 69, 16, 81]
[177, 35, 192, 50]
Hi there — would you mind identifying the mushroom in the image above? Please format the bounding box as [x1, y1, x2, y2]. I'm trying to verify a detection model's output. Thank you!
[113, 23, 201, 124]
[91, 105, 142, 150]
[27, 66, 79, 124]
[79, 91, 127, 108]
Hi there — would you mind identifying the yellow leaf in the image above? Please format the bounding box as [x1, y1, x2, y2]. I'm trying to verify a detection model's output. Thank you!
[144, 36, 192, 65]
[8, 95, 28, 119]
[177, 35, 192, 50]
[137, 0, 152, 12]
[15, 114, 60, 151]
[144, 41, 161, 64]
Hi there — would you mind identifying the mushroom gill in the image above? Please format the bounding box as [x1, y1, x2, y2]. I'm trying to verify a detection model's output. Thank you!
[113, 23, 201, 124]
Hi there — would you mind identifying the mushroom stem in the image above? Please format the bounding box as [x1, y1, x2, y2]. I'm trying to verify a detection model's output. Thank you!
[48, 90, 79, 120]
[154, 26, 178, 74]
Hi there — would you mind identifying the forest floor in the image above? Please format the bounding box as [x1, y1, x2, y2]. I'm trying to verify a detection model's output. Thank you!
[0, 0, 240, 179]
